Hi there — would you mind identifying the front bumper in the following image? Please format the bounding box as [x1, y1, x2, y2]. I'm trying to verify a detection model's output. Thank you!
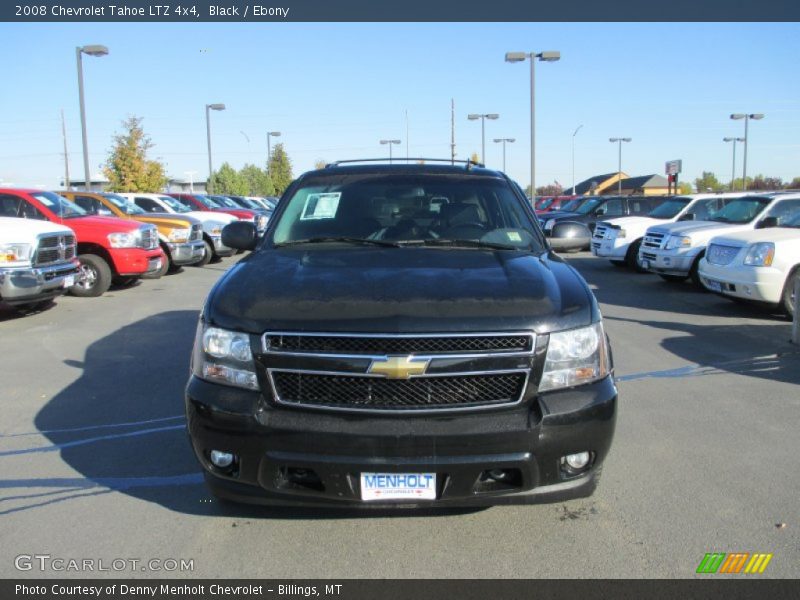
[167, 240, 206, 266]
[698, 260, 785, 304]
[591, 238, 628, 260]
[210, 234, 236, 257]
[185, 375, 617, 507]
[111, 247, 165, 277]
[0, 260, 80, 305]
[638, 247, 697, 276]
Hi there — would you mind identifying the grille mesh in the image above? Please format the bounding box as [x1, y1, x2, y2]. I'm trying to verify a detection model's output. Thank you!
[272, 371, 526, 410]
[191, 224, 203, 241]
[707, 244, 741, 266]
[266, 334, 532, 355]
[35, 234, 76, 266]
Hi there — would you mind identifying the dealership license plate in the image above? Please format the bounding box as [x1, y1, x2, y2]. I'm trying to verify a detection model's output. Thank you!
[706, 279, 723, 292]
[360, 472, 436, 501]
[63, 275, 75, 288]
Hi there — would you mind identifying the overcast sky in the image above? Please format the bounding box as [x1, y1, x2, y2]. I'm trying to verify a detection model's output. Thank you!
[2, 22, 799, 190]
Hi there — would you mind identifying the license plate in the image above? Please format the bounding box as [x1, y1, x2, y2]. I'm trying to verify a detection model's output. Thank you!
[641, 259, 650, 270]
[360, 472, 436, 501]
[706, 279, 722, 292]
[63, 275, 75, 288]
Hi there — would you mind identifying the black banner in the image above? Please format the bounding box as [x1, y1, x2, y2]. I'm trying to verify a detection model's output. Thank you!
[3, 0, 800, 22]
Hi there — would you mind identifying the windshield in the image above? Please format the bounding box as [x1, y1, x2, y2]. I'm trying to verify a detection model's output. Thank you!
[197, 195, 222, 208]
[31, 191, 86, 219]
[560, 198, 584, 212]
[240, 198, 263, 210]
[157, 195, 191, 213]
[537, 198, 554, 210]
[648, 198, 691, 219]
[270, 173, 545, 251]
[209, 195, 240, 209]
[782, 212, 800, 228]
[575, 198, 603, 215]
[708, 197, 770, 224]
[102, 193, 146, 215]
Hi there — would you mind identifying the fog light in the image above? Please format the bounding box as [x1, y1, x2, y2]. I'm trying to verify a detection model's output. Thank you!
[565, 452, 590, 470]
[209, 450, 234, 468]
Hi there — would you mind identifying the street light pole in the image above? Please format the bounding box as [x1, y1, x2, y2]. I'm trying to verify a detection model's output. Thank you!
[571, 124, 583, 195]
[76, 44, 108, 191]
[723, 137, 745, 191]
[380, 139, 401, 163]
[467, 113, 499, 164]
[609, 137, 632, 194]
[493, 138, 515, 172]
[266, 131, 281, 174]
[205, 103, 226, 193]
[730, 113, 764, 191]
[505, 50, 560, 198]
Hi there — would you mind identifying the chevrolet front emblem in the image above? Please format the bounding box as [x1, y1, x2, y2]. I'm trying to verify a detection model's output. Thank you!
[368, 356, 430, 379]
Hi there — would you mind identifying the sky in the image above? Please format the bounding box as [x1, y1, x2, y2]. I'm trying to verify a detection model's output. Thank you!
[1, 22, 799, 191]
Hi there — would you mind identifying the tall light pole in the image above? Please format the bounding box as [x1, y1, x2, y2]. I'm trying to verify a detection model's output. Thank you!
[76, 44, 108, 191]
[723, 137, 745, 191]
[571, 124, 583, 195]
[493, 138, 515, 172]
[380, 139, 401, 163]
[266, 131, 281, 174]
[730, 113, 764, 191]
[505, 50, 560, 198]
[467, 113, 499, 164]
[205, 103, 225, 192]
[609, 137, 632, 194]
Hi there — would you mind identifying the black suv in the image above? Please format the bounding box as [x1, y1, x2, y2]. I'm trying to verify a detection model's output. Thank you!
[543, 195, 667, 251]
[186, 160, 617, 507]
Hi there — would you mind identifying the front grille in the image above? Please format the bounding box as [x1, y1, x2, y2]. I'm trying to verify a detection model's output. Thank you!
[35, 234, 76, 266]
[593, 224, 610, 241]
[643, 231, 667, 249]
[190, 224, 203, 241]
[591, 242, 601, 251]
[265, 333, 533, 355]
[139, 227, 158, 250]
[707, 244, 741, 266]
[271, 371, 527, 411]
[641, 252, 657, 261]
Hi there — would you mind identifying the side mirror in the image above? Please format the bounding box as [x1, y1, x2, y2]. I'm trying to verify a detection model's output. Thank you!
[221, 221, 258, 251]
[678, 212, 696, 221]
[595, 207, 607, 216]
[756, 216, 779, 229]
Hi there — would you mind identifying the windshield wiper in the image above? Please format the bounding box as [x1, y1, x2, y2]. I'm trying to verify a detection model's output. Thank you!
[400, 239, 522, 251]
[274, 237, 402, 248]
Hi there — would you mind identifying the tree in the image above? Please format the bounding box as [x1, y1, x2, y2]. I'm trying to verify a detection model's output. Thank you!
[239, 164, 274, 196]
[678, 182, 694, 195]
[470, 152, 480, 164]
[694, 171, 724, 193]
[747, 174, 783, 191]
[268, 143, 294, 195]
[314, 159, 327, 170]
[785, 177, 800, 190]
[208, 162, 248, 196]
[536, 182, 563, 197]
[104, 116, 167, 192]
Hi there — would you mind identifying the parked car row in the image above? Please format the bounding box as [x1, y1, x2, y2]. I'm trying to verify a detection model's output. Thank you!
[0, 188, 276, 314]
[589, 190, 800, 316]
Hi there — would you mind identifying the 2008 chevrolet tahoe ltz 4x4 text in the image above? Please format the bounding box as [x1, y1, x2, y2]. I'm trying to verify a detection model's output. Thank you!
[186, 160, 617, 507]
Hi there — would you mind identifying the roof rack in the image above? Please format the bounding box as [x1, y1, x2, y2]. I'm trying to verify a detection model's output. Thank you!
[325, 158, 485, 170]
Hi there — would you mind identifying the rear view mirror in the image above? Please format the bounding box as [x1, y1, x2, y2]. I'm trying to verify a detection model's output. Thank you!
[756, 216, 779, 229]
[678, 213, 696, 221]
[221, 221, 258, 251]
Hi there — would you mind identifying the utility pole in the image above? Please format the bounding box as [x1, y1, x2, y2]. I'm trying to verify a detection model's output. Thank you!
[61, 109, 70, 189]
[450, 98, 456, 164]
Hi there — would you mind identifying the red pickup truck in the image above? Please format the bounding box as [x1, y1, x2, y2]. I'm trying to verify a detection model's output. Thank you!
[0, 189, 164, 297]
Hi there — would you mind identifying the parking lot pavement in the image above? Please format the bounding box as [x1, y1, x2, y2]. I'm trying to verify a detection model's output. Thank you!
[0, 252, 798, 579]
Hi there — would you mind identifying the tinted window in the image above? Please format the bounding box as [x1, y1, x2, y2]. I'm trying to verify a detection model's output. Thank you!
[30, 192, 85, 218]
[765, 199, 800, 224]
[103, 193, 146, 215]
[649, 198, 690, 219]
[685, 198, 719, 221]
[708, 197, 770, 224]
[135, 197, 161, 213]
[600, 198, 624, 217]
[0, 194, 24, 217]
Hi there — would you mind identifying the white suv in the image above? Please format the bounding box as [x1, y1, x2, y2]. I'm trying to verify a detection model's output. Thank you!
[592, 193, 743, 271]
[698, 200, 800, 315]
[638, 193, 798, 285]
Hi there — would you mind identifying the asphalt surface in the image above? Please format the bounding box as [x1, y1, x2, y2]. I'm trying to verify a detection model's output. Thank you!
[1, 251, 798, 579]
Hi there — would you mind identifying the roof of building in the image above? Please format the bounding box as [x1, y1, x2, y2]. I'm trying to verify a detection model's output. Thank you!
[618, 174, 669, 190]
[571, 173, 623, 195]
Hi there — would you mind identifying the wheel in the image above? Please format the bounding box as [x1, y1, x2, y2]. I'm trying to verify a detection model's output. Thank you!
[625, 239, 648, 273]
[689, 255, 705, 287]
[781, 269, 799, 317]
[659, 273, 687, 283]
[610, 260, 626, 268]
[194, 240, 213, 267]
[70, 254, 112, 297]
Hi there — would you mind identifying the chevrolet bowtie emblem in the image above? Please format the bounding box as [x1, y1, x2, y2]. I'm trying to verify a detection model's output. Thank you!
[368, 356, 430, 379]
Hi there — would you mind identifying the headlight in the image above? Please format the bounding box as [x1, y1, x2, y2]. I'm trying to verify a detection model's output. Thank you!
[193, 323, 258, 390]
[168, 228, 191, 243]
[107, 231, 139, 248]
[665, 235, 692, 250]
[539, 322, 611, 392]
[743, 242, 775, 267]
[544, 219, 555, 231]
[616, 228, 626, 239]
[210, 226, 222, 235]
[0, 243, 33, 266]
[256, 214, 268, 230]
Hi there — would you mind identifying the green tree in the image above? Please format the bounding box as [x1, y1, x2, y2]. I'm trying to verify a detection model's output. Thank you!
[268, 143, 294, 195]
[747, 175, 783, 191]
[785, 177, 800, 190]
[678, 182, 694, 195]
[314, 159, 328, 170]
[239, 163, 274, 196]
[694, 171, 724, 193]
[536, 182, 563, 197]
[208, 162, 248, 195]
[470, 152, 480, 164]
[104, 116, 167, 192]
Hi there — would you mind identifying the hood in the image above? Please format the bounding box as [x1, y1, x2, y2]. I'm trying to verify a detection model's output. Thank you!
[709, 227, 800, 247]
[647, 220, 737, 236]
[601, 216, 662, 229]
[62, 215, 143, 232]
[541, 211, 581, 222]
[186, 211, 237, 224]
[206, 247, 596, 335]
[133, 213, 201, 229]
[214, 208, 256, 220]
[0, 216, 73, 237]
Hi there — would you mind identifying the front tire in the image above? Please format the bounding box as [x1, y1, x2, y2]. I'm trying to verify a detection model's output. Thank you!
[70, 254, 112, 297]
[194, 240, 213, 267]
[626, 239, 647, 273]
[659, 273, 687, 283]
[781, 269, 799, 317]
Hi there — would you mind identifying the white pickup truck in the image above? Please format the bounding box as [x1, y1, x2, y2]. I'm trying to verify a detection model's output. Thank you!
[698, 207, 800, 315]
[592, 193, 744, 271]
[638, 192, 800, 285]
[0, 216, 80, 310]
